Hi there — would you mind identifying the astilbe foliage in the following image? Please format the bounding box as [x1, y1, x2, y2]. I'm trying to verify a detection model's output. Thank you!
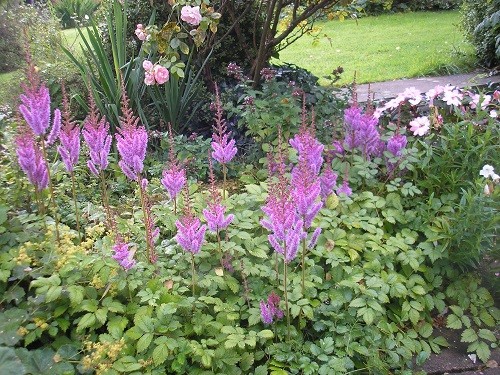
[82, 90, 112, 176]
[58, 85, 80, 173]
[15, 125, 48, 192]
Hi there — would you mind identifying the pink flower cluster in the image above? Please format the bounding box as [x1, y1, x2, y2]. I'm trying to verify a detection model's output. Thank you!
[143, 60, 169, 86]
[135, 24, 147, 41]
[260, 292, 284, 325]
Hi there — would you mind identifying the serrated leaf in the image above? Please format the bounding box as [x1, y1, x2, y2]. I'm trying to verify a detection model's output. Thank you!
[67, 285, 84, 306]
[152, 344, 169, 366]
[137, 333, 154, 353]
[419, 323, 433, 338]
[0, 347, 25, 375]
[461, 328, 478, 343]
[446, 314, 462, 329]
[349, 297, 365, 308]
[478, 329, 496, 342]
[77, 313, 96, 332]
[134, 314, 154, 333]
[362, 308, 375, 325]
[432, 336, 449, 347]
[45, 286, 62, 303]
[476, 341, 491, 363]
[479, 310, 495, 327]
[257, 329, 274, 339]
[412, 285, 426, 295]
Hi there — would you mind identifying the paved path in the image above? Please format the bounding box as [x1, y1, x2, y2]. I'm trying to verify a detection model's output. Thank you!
[354, 70, 500, 101]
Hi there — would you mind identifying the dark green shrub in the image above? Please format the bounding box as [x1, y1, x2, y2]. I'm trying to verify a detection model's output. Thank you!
[52, 0, 100, 29]
[365, 0, 460, 14]
[461, 0, 500, 68]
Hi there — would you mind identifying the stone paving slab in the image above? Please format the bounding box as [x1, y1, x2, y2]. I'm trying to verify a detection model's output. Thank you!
[353, 71, 500, 101]
[418, 329, 500, 375]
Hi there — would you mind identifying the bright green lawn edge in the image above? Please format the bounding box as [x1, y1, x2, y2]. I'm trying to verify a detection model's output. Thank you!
[276, 10, 476, 86]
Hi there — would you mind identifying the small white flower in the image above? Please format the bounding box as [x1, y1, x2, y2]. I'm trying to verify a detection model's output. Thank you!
[490, 110, 498, 118]
[484, 184, 491, 196]
[480, 164, 495, 178]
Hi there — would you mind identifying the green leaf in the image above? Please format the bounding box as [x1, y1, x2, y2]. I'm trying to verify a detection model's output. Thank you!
[432, 336, 449, 348]
[137, 333, 154, 353]
[257, 330, 274, 339]
[349, 297, 366, 308]
[411, 285, 426, 296]
[362, 308, 375, 325]
[479, 310, 495, 327]
[461, 328, 478, 343]
[476, 341, 491, 363]
[77, 313, 96, 332]
[113, 356, 143, 372]
[477, 329, 496, 342]
[419, 323, 433, 338]
[0, 347, 25, 375]
[446, 314, 462, 329]
[152, 344, 169, 366]
[134, 314, 154, 333]
[67, 285, 84, 306]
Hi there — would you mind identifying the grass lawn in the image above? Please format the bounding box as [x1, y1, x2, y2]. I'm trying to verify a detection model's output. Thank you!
[0, 28, 87, 108]
[276, 10, 476, 86]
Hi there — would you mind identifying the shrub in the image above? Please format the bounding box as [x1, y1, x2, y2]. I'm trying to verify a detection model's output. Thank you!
[365, 0, 460, 14]
[461, 0, 500, 68]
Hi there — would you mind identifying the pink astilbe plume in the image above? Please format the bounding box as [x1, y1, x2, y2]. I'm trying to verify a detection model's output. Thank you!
[115, 82, 148, 181]
[161, 124, 186, 201]
[175, 189, 207, 254]
[319, 161, 338, 201]
[82, 90, 112, 176]
[343, 105, 383, 159]
[260, 291, 284, 325]
[289, 106, 324, 175]
[291, 161, 322, 229]
[211, 85, 237, 164]
[112, 238, 136, 270]
[19, 46, 60, 143]
[261, 151, 305, 263]
[203, 156, 234, 232]
[58, 85, 80, 173]
[15, 125, 48, 192]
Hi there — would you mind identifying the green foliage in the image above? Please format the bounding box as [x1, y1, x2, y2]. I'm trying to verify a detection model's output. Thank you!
[365, 0, 460, 13]
[63, 0, 148, 132]
[461, 0, 500, 67]
[51, 0, 99, 29]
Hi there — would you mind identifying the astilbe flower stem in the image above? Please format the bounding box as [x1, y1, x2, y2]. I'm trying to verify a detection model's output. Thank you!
[39, 140, 60, 244]
[211, 85, 237, 200]
[59, 84, 81, 243]
[283, 245, 290, 340]
[116, 79, 155, 263]
[161, 123, 186, 215]
[82, 89, 113, 231]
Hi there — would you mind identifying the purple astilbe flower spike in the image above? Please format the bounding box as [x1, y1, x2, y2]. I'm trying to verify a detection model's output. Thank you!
[175, 215, 207, 254]
[82, 90, 112, 176]
[211, 85, 237, 164]
[308, 227, 322, 249]
[289, 107, 324, 175]
[386, 133, 407, 158]
[112, 239, 136, 270]
[175, 189, 207, 254]
[19, 48, 61, 142]
[320, 163, 338, 201]
[161, 124, 186, 201]
[343, 105, 382, 159]
[267, 292, 284, 319]
[291, 162, 323, 229]
[15, 126, 48, 192]
[260, 301, 273, 324]
[115, 83, 148, 181]
[203, 156, 234, 232]
[58, 86, 80, 173]
[336, 180, 353, 196]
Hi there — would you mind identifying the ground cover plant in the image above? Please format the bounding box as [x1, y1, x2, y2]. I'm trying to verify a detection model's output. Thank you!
[0, 1, 499, 375]
[277, 10, 476, 86]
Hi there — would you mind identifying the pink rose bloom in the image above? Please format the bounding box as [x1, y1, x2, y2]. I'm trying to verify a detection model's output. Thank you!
[135, 24, 147, 41]
[153, 65, 169, 85]
[181, 5, 202, 26]
[409, 116, 430, 136]
[143, 60, 155, 86]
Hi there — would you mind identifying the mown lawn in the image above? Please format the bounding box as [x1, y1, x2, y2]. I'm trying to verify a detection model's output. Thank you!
[276, 10, 476, 85]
